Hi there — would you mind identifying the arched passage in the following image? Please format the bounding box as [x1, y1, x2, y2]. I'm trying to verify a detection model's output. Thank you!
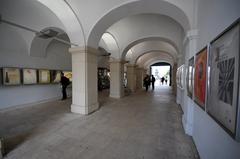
[87, 0, 191, 50]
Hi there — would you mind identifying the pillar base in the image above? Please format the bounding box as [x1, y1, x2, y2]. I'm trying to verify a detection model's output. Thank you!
[71, 103, 99, 115]
[110, 93, 124, 99]
[182, 115, 193, 136]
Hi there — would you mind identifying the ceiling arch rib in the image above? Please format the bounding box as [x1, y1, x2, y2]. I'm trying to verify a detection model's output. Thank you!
[136, 52, 174, 68]
[136, 52, 175, 66]
[124, 40, 178, 64]
[122, 36, 179, 60]
[37, 0, 85, 46]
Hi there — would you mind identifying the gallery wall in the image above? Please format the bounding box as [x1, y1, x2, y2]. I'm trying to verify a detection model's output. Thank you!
[192, 0, 240, 159]
[0, 24, 71, 110]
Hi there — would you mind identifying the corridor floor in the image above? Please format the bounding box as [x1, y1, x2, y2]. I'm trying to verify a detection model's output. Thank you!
[0, 86, 199, 159]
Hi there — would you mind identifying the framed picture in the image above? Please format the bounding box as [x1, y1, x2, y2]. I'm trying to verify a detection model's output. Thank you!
[176, 65, 184, 89]
[63, 71, 72, 82]
[176, 67, 181, 88]
[194, 47, 207, 109]
[23, 69, 37, 84]
[51, 70, 61, 83]
[180, 65, 184, 88]
[2, 67, 21, 85]
[187, 57, 194, 98]
[38, 69, 51, 84]
[207, 20, 240, 139]
[0, 68, 2, 86]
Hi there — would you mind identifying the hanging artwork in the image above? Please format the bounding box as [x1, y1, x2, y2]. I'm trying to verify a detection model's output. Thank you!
[63, 71, 72, 82]
[207, 20, 240, 139]
[2, 68, 21, 85]
[23, 69, 37, 84]
[187, 57, 194, 98]
[38, 70, 51, 84]
[51, 70, 61, 83]
[176, 65, 184, 89]
[194, 47, 207, 109]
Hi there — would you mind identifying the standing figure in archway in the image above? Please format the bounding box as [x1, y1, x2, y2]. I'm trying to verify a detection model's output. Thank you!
[161, 77, 165, 85]
[143, 75, 151, 91]
[151, 75, 156, 90]
[60, 72, 70, 100]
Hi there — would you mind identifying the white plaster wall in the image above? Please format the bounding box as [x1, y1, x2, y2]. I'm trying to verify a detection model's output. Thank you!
[192, 0, 240, 159]
[0, 7, 71, 109]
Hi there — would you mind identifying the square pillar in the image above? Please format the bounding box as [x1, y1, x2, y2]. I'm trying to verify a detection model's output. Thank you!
[69, 47, 99, 115]
[136, 67, 144, 90]
[109, 60, 125, 98]
[127, 64, 137, 92]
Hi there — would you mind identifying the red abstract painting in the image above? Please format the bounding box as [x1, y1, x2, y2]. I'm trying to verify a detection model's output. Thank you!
[194, 47, 207, 109]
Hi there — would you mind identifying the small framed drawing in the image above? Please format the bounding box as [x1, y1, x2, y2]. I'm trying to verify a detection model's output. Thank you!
[63, 71, 72, 82]
[51, 70, 61, 83]
[187, 57, 194, 98]
[38, 69, 51, 84]
[2, 67, 21, 85]
[23, 69, 37, 84]
[207, 19, 240, 140]
[194, 47, 208, 110]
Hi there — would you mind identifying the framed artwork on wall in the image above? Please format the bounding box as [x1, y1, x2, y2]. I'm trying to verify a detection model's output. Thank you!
[63, 71, 72, 82]
[51, 70, 61, 83]
[38, 69, 51, 84]
[207, 20, 240, 139]
[187, 57, 194, 98]
[23, 69, 37, 84]
[0, 69, 2, 86]
[194, 47, 207, 110]
[176, 65, 184, 89]
[2, 67, 21, 85]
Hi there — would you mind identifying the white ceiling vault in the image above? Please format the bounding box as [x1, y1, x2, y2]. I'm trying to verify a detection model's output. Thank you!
[1, 0, 197, 68]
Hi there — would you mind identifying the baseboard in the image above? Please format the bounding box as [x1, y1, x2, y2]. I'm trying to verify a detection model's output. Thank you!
[0, 95, 72, 113]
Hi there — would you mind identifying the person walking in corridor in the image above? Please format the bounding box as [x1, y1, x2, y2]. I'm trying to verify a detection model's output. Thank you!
[151, 75, 156, 90]
[143, 75, 150, 91]
[60, 72, 70, 100]
[161, 77, 165, 85]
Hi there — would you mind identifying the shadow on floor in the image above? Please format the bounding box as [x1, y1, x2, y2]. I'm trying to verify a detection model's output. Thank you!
[2, 132, 31, 156]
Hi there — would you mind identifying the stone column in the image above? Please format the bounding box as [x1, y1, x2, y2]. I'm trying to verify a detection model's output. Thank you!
[136, 67, 144, 90]
[109, 60, 125, 98]
[69, 47, 99, 115]
[127, 64, 137, 92]
[182, 30, 199, 136]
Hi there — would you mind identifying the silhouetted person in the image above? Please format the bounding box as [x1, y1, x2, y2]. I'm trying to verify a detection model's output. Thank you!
[161, 77, 165, 85]
[151, 75, 156, 90]
[165, 78, 168, 85]
[60, 72, 70, 100]
[143, 75, 151, 91]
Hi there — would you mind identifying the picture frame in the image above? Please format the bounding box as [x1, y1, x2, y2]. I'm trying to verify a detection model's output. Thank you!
[23, 68, 37, 85]
[38, 69, 51, 84]
[194, 47, 208, 110]
[51, 70, 61, 83]
[207, 19, 240, 140]
[0, 68, 2, 86]
[176, 65, 184, 89]
[187, 56, 194, 98]
[2, 67, 21, 85]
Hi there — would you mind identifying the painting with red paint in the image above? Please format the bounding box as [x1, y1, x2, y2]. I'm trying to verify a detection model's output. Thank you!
[194, 47, 207, 109]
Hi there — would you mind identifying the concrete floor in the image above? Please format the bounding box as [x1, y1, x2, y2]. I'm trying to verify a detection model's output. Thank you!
[0, 86, 199, 159]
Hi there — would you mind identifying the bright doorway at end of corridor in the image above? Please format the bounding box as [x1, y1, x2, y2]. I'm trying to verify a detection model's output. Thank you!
[151, 62, 171, 87]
